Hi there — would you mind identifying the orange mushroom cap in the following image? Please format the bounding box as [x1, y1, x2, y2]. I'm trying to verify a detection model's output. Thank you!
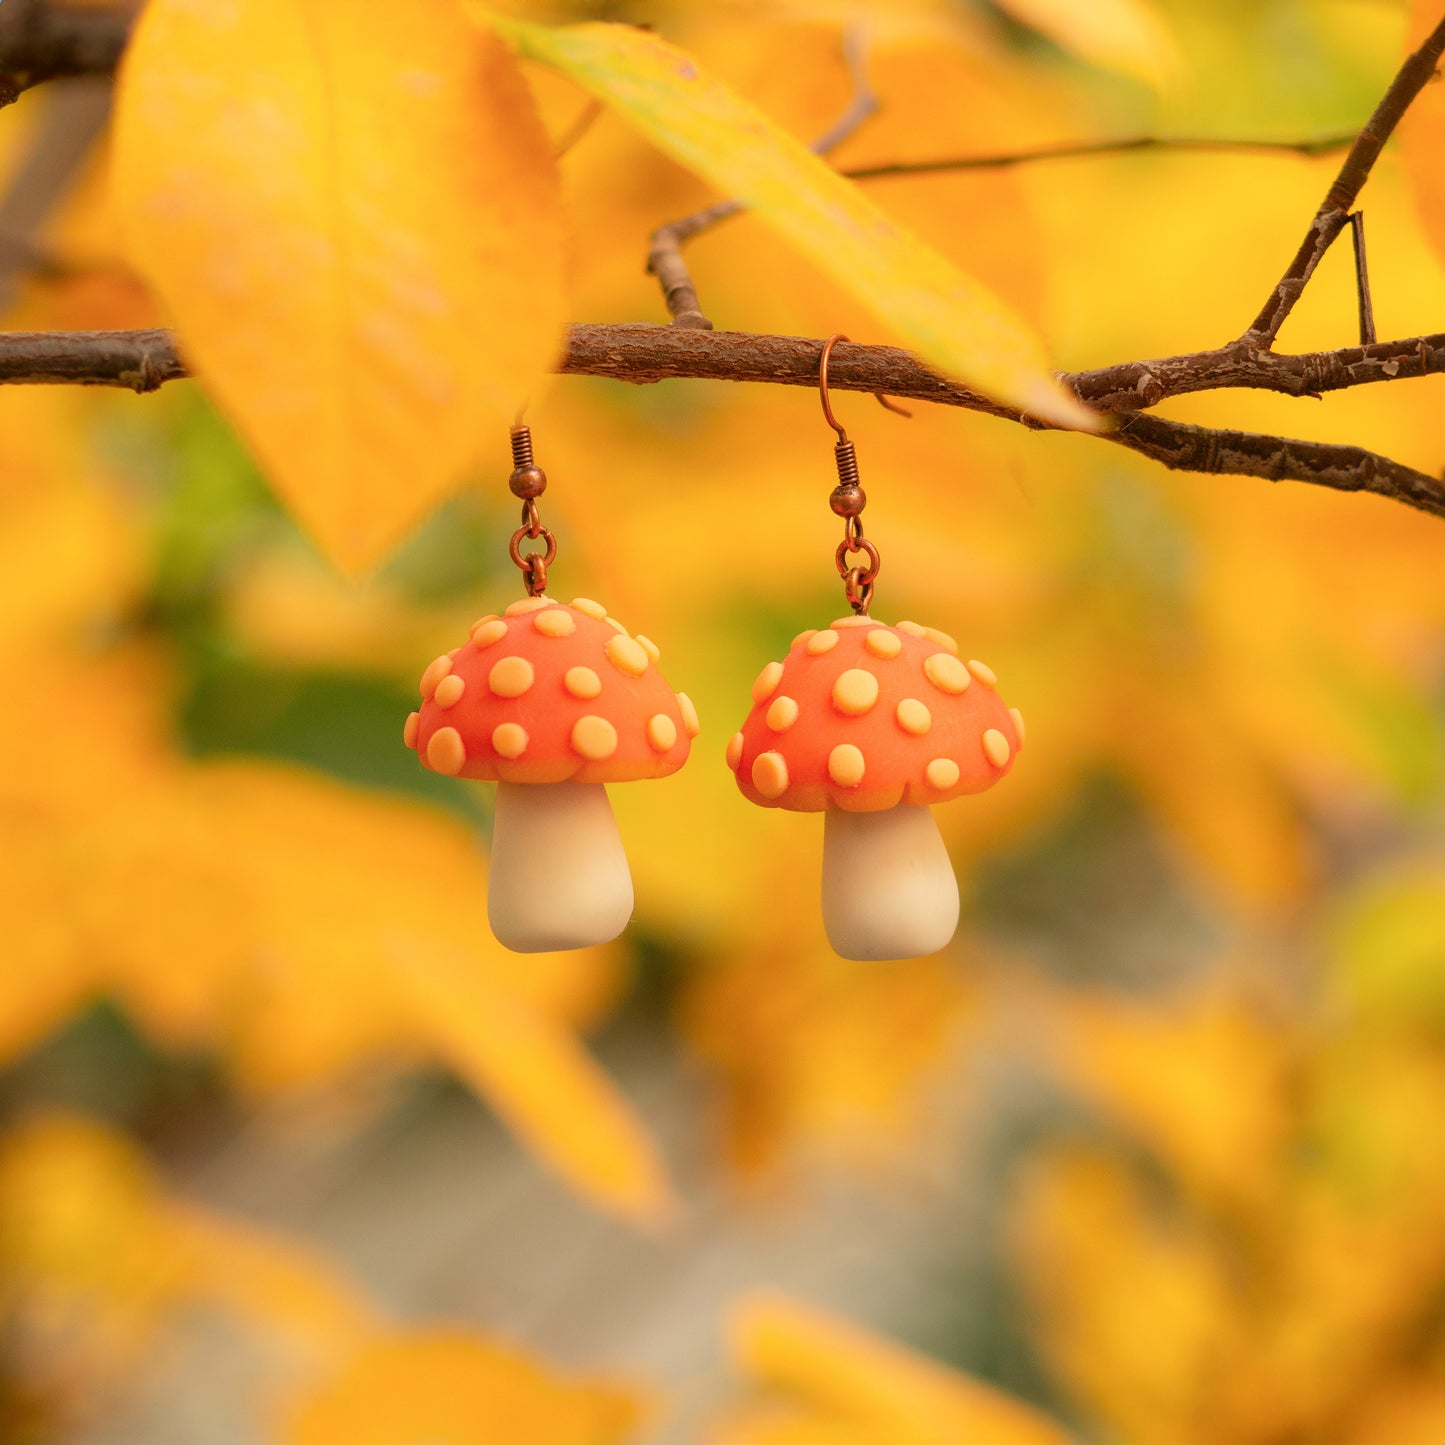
[727, 616, 1023, 813]
[404, 596, 698, 785]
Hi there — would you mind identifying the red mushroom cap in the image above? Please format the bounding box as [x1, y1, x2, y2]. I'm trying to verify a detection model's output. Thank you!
[727, 616, 1023, 812]
[404, 596, 698, 785]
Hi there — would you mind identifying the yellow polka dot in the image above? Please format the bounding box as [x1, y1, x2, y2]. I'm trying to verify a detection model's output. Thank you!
[604, 616, 629, 635]
[635, 634, 661, 665]
[571, 714, 618, 761]
[564, 666, 602, 699]
[792, 629, 818, 650]
[403, 712, 419, 748]
[831, 616, 873, 629]
[752, 660, 785, 703]
[926, 757, 960, 790]
[806, 630, 840, 656]
[828, 743, 866, 788]
[726, 731, 744, 769]
[469, 614, 499, 632]
[433, 674, 465, 708]
[752, 751, 790, 799]
[427, 726, 466, 775]
[489, 655, 535, 698]
[606, 634, 649, 677]
[766, 695, 799, 732]
[897, 620, 927, 638]
[419, 655, 452, 699]
[865, 629, 903, 660]
[492, 722, 528, 759]
[923, 627, 958, 653]
[967, 659, 998, 687]
[534, 608, 576, 638]
[677, 692, 701, 738]
[1009, 707, 1026, 749]
[982, 728, 1011, 767]
[896, 698, 932, 736]
[647, 714, 678, 751]
[571, 597, 609, 620]
[832, 668, 879, 716]
[505, 597, 551, 616]
[471, 619, 508, 649]
[924, 653, 971, 695]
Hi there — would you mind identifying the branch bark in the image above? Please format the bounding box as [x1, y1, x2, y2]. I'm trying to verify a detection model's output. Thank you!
[0, 0, 133, 107]
[1245, 15, 1445, 345]
[4, 323, 1440, 519]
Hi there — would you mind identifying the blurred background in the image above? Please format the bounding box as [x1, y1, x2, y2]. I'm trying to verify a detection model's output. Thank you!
[3, 1, 1445, 1441]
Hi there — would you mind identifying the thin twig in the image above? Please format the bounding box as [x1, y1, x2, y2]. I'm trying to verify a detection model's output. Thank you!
[1348, 212, 1376, 347]
[842, 132, 1354, 181]
[0, 78, 110, 312]
[1245, 15, 1445, 346]
[553, 97, 604, 159]
[3, 323, 1442, 520]
[646, 29, 877, 330]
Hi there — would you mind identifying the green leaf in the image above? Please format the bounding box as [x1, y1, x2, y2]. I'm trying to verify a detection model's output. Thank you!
[480, 15, 1100, 434]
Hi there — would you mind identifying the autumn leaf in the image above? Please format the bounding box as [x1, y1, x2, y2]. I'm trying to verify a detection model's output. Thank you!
[724, 1292, 1071, 1445]
[111, 0, 567, 573]
[282, 1330, 643, 1445]
[1398, 1, 1445, 277]
[481, 16, 1098, 433]
[389, 942, 678, 1229]
[992, 0, 1179, 89]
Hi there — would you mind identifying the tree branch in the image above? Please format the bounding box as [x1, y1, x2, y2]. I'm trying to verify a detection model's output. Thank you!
[0, 0, 133, 108]
[843, 131, 1354, 181]
[646, 29, 877, 329]
[1245, 15, 1445, 346]
[4, 323, 1441, 519]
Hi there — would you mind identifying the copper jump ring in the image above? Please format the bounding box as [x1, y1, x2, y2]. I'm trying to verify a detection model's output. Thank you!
[819, 334, 906, 615]
[506, 421, 557, 597]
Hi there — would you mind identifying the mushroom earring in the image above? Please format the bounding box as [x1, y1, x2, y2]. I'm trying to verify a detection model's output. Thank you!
[404, 422, 699, 953]
[726, 336, 1025, 962]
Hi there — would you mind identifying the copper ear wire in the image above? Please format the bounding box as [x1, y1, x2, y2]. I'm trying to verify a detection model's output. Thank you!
[507, 420, 555, 597]
[819, 334, 909, 616]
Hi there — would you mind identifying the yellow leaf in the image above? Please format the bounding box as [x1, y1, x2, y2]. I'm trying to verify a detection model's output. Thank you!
[111, 0, 566, 573]
[282, 1329, 644, 1445]
[1398, 1, 1445, 277]
[992, 0, 1179, 89]
[730, 1292, 1072, 1445]
[389, 941, 678, 1229]
[482, 16, 1097, 432]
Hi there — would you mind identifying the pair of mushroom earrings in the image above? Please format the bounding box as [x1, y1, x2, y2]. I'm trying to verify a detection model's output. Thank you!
[403, 337, 1025, 962]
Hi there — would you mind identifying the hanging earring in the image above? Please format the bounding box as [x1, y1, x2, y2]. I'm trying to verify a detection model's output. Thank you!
[725, 335, 1025, 962]
[404, 420, 700, 954]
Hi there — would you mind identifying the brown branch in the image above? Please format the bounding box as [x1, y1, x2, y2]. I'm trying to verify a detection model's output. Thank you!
[4, 322, 1441, 519]
[0, 0, 133, 107]
[843, 132, 1354, 181]
[646, 30, 877, 330]
[1245, 15, 1445, 346]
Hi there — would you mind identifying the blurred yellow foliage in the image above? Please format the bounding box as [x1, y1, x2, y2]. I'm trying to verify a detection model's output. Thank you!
[717, 1292, 1070, 1445]
[282, 1331, 643, 1445]
[2, 2, 1445, 1441]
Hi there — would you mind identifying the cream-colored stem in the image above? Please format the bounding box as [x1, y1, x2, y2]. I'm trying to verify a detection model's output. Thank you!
[488, 780, 634, 953]
[821, 805, 960, 961]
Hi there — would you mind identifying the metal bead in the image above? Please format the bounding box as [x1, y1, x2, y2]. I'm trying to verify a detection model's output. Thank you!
[509, 464, 547, 499]
[830, 483, 866, 517]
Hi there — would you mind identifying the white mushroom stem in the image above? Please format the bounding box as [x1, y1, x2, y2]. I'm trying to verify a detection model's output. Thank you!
[488, 780, 634, 953]
[821, 805, 960, 961]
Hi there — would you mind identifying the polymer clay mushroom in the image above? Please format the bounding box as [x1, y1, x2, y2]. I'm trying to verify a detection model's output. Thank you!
[727, 616, 1024, 961]
[405, 596, 699, 952]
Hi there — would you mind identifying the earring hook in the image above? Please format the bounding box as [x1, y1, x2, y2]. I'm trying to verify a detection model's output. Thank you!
[818, 333, 912, 440]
